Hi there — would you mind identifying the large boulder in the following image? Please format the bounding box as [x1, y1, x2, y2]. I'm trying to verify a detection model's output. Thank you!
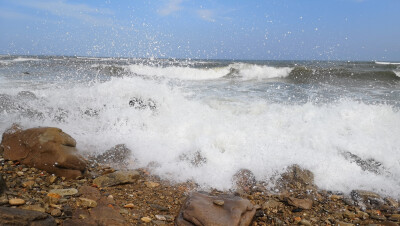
[0, 206, 56, 226]
[0, 125, 87, 179]
[176, 192, 256, 226]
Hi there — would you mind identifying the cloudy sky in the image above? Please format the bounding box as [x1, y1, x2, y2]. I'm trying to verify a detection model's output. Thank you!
[0, 0, 399, 61]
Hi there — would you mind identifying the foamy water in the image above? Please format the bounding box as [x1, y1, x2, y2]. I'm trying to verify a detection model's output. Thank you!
[1, 56, 400, 198]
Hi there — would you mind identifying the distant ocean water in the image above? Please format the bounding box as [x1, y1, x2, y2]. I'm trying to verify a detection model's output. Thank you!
[1, 55, 400, 197]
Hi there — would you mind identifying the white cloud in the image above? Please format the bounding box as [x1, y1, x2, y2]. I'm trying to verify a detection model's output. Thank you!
[14, 0, 115, 26]
[158, 0, 183, 16]
[197, 9, 215, 22]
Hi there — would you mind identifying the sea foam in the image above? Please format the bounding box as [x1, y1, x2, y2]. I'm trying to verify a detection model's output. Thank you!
[1, 76, 399, 197]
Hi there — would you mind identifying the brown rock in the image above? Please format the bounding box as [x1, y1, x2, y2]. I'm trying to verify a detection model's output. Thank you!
[78, 185, 101, 201]
[93, 144, 132, 167]
[336, 221, 354, 226]
[90, 205, 127, 226]
[123, 203, 134, 208]
[93, 170, 139, 187]
[0, 125, 87, 178]
[22, 180, 35, 188]
[145, 181, 160, 188]
[176, 192, 256, 226]
[9, 198, 25, 206]
[141, 216, 152, 223]
[21, 205, 46, 213]
[389, 214, 400, 221]
[351, 190, 384, 209]
[0, 206, 56, 225]
[286, 197, 313, 210]
[50, 208, 62, 217]
[262, 199, 282, 209]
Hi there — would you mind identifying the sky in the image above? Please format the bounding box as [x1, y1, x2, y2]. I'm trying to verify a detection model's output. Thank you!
[0, 0, 399, 61]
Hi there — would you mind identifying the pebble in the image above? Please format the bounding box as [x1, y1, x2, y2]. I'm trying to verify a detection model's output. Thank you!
[141, 217, 152, 223]
[144, 181, 160, 188]
[124, 203, 134, 208]
[77, 197, 97, 208]
[299, 219, 312, 226]
[22, 180, 35, 188]
[51, 208, 62, 217]
[9, 198, 25, 206]
[16, 171, 24, 176]
[213, 200, 224, 206]
[155, 215, 167, 221]
[389, 214, 400, 221]
[49, 188, 78, 196]
[48, 175, 57, 184]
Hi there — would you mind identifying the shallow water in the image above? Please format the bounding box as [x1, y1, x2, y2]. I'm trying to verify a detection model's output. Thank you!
[1, 55, 400, 197]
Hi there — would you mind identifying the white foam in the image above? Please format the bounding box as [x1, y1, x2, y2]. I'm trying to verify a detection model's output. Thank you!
[13, 57, 41, 62]
[1, 77, 399, 197]
[375, 61, 400, 65]
[394, 70, 400, 78]
[126, 63, 293, 80]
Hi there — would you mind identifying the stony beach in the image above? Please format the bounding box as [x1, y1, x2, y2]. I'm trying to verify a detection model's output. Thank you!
[0, 125, 399, 225]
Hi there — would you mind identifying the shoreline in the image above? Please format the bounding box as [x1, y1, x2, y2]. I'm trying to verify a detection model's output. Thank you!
[1, 152, 399, 225]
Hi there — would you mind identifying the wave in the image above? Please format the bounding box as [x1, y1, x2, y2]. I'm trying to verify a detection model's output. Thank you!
[13, 57, 41, 62]
[375, 61, 400, 65]
[287, 67, 400, 83]
[126, 63, 293, 80]
[1, 76, 400, 197]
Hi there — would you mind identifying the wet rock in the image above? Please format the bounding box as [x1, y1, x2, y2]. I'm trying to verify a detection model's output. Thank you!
[341, 151, 384, 174]
[179, 151, 207, 167]
[351, 190, 385, 209]
[49, 188, 78, 197]
[286, 197, 313, 210]
[9, 198, 25, 206]
[93, 170, 139, 187]
[93, 144, 132, 167]
[0, 126, 87, 178]
[176, 192, 256, 226]
[336, 221, 354, 226]
[299, 219, 312, 226]
[21, 205, 46, 213]
[232, 169, 257, 192]
[0, 206, 56, 225]
[149, 203, 169, 211]
[280, 164, 315, 189]
[389, 214, 400, 221]
[384, 197, 399, 208]
[129, 97, 157, 110]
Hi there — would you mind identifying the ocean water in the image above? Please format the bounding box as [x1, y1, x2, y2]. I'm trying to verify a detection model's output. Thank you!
[1, 55, 400, 198]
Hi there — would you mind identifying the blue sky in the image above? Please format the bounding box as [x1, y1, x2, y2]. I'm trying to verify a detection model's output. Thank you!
[0, 0, 399, 60]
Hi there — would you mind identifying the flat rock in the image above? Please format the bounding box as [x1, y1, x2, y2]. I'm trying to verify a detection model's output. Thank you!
[90, 205, 127, 226]
[0, 206, 56, 226]
[78, 186, 101, 201]
[176, 192, 256, 226]
[9, 198, 25, 206]
[49, 188, 78, 196]
[286, 197, 313, 210]
[21, 205, 46, 213]
[93, 170, 139, 187]
[0, 125, 87, 178]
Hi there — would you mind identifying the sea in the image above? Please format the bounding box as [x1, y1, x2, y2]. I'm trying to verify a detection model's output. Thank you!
[1, 55, 399, 198]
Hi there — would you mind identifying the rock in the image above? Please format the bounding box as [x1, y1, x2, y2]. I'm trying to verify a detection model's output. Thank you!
[48, 175, 57, 184]
[299, 219, 312, 226]
[50, 208, 62, 217]
[0, 126, 87, 178]
[232, 169, 256, 192]
[389, 214, 400, 221]
[351, 190, 384, 209]
[343, 210, 356, 219]
[46, 193, 61, 205]
[93, 170, 139, 187]
[141, 216, 152, 223]
[9, 198, 25, 206]
[93, 144, 132, 167]
[155, 215, 167, 221]
[49, 188, 78, 196]
[336, 221, 354, 226]
[281, 164, 315, 189]
[286, 197, 313, 210]
[176, 192, 256, 226]
[77, 198, 97, 208]
[22, 180, 35, 188]
[0, 174, 7, 195]
[78, 186, 101, 201]
[262, 199, 282, 209]
[21, 205, 46, 213]
[144, 181, 160, 188]
[90, 205, 127, 226]
[384, 197, 399, 208]
[213, 199, 224, 206]
[124, 203, 134, 208]
[0, 206, 56, 225]
[149, 203, 169, 211]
